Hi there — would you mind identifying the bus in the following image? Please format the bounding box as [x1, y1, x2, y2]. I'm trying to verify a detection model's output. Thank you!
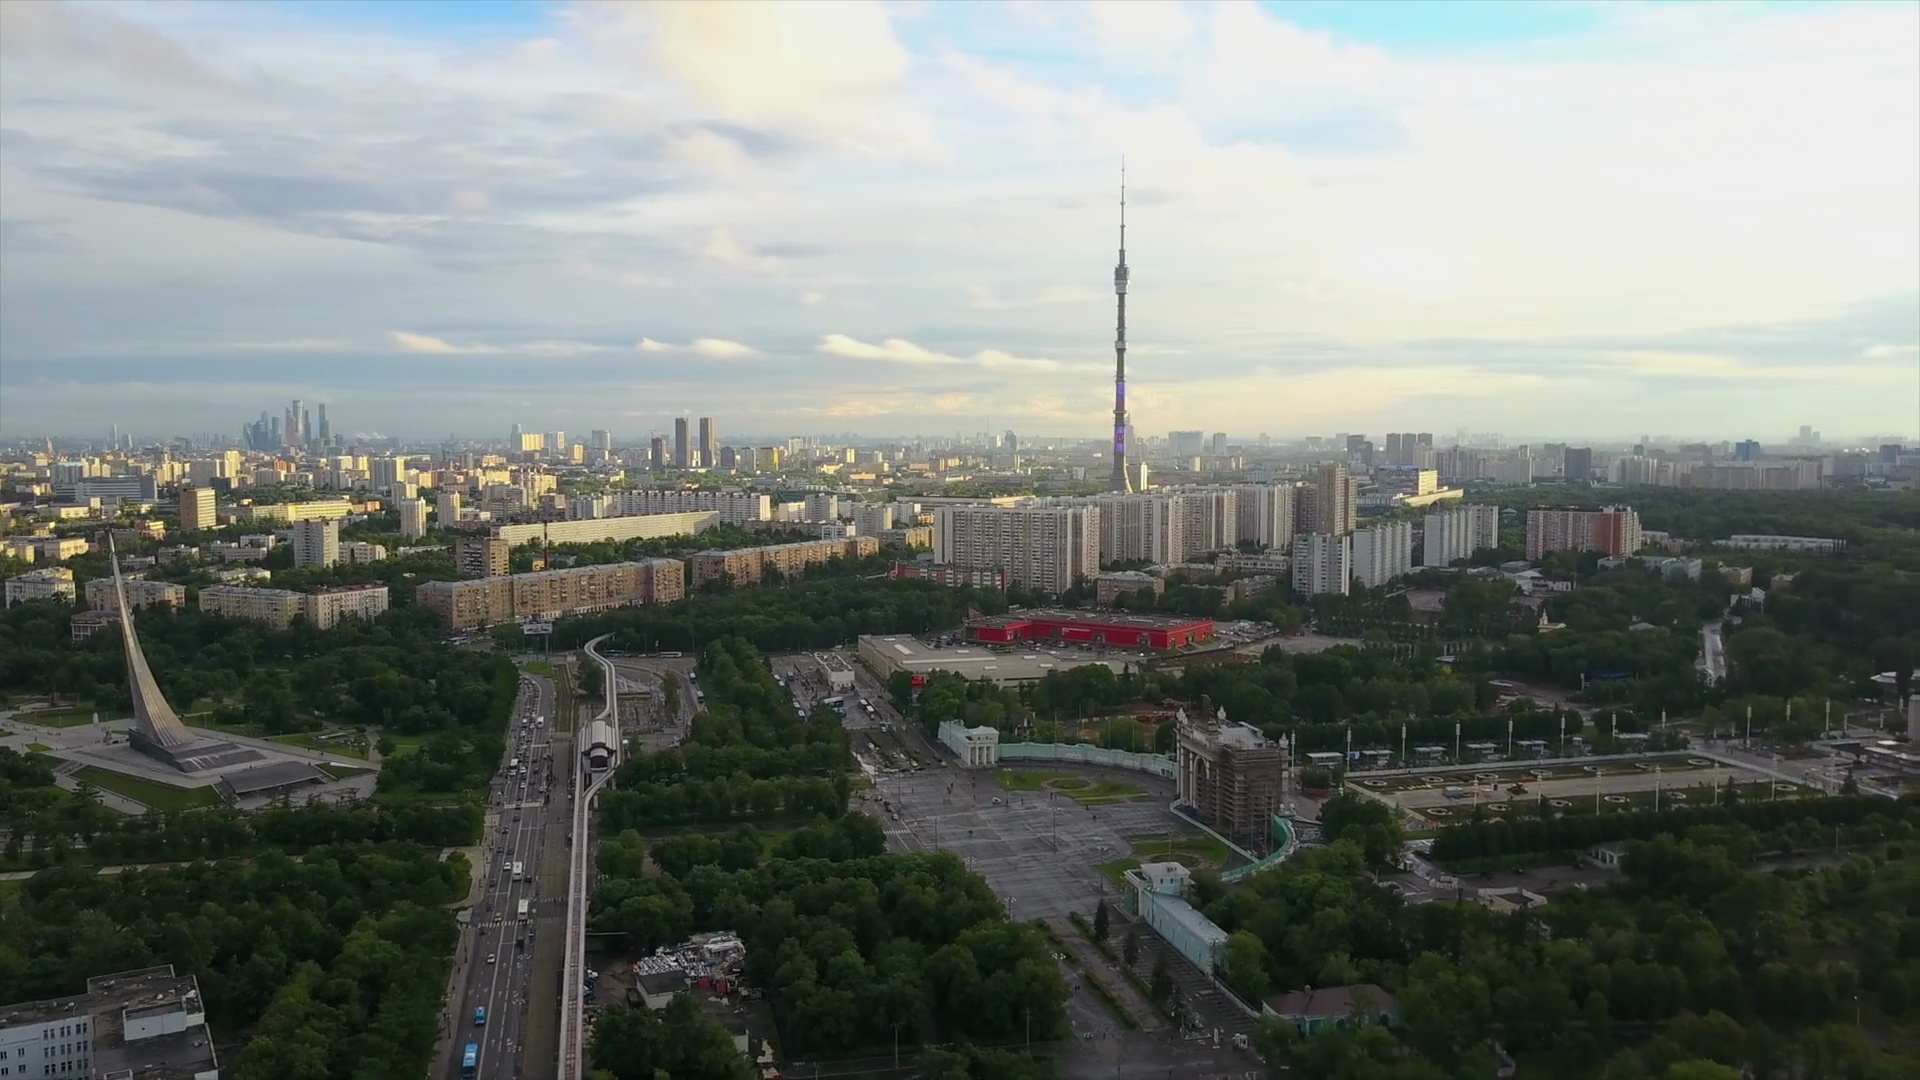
[461, 1043, 479, 1078]
[516, 899, 530, 922]
[511, 861, 524, 881]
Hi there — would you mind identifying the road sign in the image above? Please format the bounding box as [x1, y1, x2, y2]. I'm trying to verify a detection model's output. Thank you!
[523, 621, 554, 635]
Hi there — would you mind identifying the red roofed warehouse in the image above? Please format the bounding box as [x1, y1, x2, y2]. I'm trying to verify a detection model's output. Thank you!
[965, 609, 1213, 650]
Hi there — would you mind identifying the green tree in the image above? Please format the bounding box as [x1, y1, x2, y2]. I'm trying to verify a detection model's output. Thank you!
[1092, 900, 1109, 942]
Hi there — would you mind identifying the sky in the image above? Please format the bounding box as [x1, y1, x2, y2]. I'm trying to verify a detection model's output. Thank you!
[0, 0, 1916, 444]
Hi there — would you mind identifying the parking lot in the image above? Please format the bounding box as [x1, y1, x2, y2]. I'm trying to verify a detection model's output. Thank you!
[867, 763, 1189, 922]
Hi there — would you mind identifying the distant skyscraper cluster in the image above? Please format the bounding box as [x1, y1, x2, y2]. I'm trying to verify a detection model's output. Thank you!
[243, 399, 333, 452]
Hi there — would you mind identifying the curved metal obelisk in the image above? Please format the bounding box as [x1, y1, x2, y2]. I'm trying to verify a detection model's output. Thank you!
[108, 536, 256, 772]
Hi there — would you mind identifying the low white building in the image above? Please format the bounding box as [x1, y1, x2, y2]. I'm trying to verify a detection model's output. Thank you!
[938, 720, 1000, 767]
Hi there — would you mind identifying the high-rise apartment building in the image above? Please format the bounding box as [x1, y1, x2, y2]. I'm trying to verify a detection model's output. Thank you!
[673, 418, 691, 469]
[1525, 506, 1643, 561]
[1422, 504, 1499, 568]
[1351, 521, 1413, 588]
[291, 519, 339, 569]
[1302, 464, 1356, 536]
[1291, 533, 1351, 597]
[436, 490, 462, 525]
[649, 437, 668, 470]
[180, 486, 217, 532]
[696, 417, 717, 470]
[1231, 483, 1295, 550]
[398, 498, 429, 538]
[1168, 431, 1205, 458]
[934, 505, 1099, 595]
[456, 536, 510, 578]
[591, 429, 612, 452]
[1092, 493, 1186, 565]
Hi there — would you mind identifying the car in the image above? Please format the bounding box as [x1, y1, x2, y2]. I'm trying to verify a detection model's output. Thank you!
[487, 953, 496, 964]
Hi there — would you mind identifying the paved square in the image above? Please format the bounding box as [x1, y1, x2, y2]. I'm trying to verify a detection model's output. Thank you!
[866, 764, 1193, 922]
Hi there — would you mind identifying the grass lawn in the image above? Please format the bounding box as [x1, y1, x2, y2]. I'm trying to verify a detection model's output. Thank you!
[13, 706, 112, 728]
[271, 730, 371, 759]
[1097, 831, 1238, 887]
[27, 743, 52, 752]
[994, 770, 1146, 804]
[381, 732, 429, 759]
[73, 766, 222, 811]
[521, 660, 556, 677]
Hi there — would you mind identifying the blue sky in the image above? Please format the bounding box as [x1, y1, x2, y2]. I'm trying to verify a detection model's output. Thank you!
[0, 0, 1913, 442]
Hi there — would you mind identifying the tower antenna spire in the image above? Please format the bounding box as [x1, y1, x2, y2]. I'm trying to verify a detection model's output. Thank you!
[1109, 158, 1133, 493]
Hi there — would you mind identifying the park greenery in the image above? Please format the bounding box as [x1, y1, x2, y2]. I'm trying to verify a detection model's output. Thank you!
[1217, 798, 1920, 1079]
[589, 815, 1068, 1067]
[0, 841, 466, 1080]
[0, 757, 483, 867]
[588, 639, 1063, 1076]
[598, 638, 854, 828]
[0, 602, 518, 799]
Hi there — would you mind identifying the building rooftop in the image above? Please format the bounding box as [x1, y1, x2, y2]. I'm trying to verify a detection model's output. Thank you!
[969, 608, 1212, 632]
[859, 635, 1124, 683]
[1266, 984, 1398, 1021]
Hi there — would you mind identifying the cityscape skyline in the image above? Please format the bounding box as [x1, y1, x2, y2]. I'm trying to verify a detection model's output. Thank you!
[1, 1, 1916, 439]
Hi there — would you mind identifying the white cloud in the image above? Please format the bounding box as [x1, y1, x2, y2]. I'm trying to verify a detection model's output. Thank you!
[638, 336, 758, 359]
[698, 229, 783, 276]
[389, 330, 493, 355]
[690, 337, 756, 359]
[818, 333, 954, 365]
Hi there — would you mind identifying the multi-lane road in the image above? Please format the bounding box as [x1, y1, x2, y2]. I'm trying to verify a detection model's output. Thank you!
[444, 671, 568, 1080]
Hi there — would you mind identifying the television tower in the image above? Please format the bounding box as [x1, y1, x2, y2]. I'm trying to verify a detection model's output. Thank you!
[1109, 163, 1133, 493]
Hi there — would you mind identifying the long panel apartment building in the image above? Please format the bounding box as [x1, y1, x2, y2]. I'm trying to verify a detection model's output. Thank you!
[199, 582, 390, 630]
[933, 505, 1098, 596]
[491, 510, 719, 549]
[1525, 506, 1643, 561]
[0, 965, 220, 1080]
[689, 537, 879, 589]
[572, 490, 772, 524]
[416, 558, 686, 631]
[84, 575, 187, 612]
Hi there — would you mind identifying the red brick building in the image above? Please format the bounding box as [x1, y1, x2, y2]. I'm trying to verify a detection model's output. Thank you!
[965, 609, 1213, 650]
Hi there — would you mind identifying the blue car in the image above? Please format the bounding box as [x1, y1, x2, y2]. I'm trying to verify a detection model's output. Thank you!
[474, 1006, 487, 1027]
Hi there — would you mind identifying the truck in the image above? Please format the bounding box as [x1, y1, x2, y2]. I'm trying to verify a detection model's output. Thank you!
[511, 861, 524, 881]
[517, 899, 530, 922]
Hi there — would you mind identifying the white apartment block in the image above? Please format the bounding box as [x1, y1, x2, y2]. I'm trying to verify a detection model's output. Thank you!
[851, 503, 895, 534]
[1232, 483, 1296, 550]
[934, 505, 1098, 595]
[1180, 488, 1238, 554]
[492, 511, 718, 548]
[340, 540, 387, 565]
[1423, 504, 1500, 568]
[1291, 533, 1351, 598]
[291, 519, 339, 568]
[604, 490, 772, 525]
[0, 965, 219, 1080]
[84, 576, 186, 612]
[803, 493, 841, 522]
[1719, 534, 1845, 554]
[1092, 494, 1186, 565]
[199, 585, 304, 629]
[303, 584, 391, 629]
[435, 490, 463, 524]
[398, 498, 429, 538]
[1351, 521, 1414, 588]
[4, 567, 76, 607]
